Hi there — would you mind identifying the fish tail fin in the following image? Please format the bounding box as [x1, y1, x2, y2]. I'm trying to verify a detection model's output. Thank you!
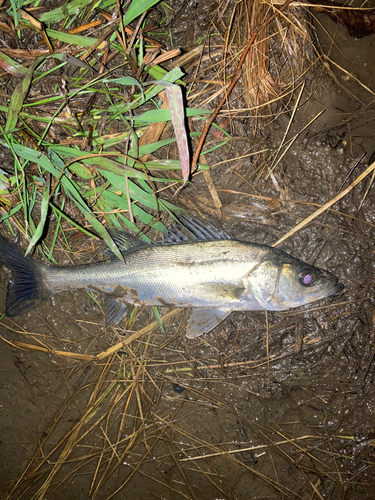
[0, 235, 47, 317]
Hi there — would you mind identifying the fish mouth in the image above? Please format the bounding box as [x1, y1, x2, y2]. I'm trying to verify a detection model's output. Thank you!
[321, 270, 344, 297]
[330, 280, 344, 295]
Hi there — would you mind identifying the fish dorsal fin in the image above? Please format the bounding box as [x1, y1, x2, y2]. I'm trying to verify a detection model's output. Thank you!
[186, 308, 231, 338]
[102, 228, 150, 259]
[104, 216, 231, 258]
[162, 215, 233, 244]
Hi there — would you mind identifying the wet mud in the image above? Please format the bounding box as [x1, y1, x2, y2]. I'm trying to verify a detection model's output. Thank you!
[1, 2, 375, 499]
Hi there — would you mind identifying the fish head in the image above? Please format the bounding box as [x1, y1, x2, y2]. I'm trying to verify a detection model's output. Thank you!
[244, 249, 344, 311]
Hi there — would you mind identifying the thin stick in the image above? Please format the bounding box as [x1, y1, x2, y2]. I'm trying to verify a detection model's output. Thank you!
[179, 435, 326, 462]
[325, 56, 375, 98]
[96, 309, 181, 360]
[272, 160, 375, 247]
[268, 82, 305, 176]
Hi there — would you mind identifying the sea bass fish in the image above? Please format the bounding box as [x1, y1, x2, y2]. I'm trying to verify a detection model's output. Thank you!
[0, 216, 343, 338]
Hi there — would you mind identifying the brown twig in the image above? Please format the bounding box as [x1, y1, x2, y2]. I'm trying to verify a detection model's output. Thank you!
[272, 159, 375, 247]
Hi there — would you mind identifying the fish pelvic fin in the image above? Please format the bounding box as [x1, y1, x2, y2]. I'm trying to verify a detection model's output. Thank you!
[0, 235, 47, 317]
[186, 308, 231, 338]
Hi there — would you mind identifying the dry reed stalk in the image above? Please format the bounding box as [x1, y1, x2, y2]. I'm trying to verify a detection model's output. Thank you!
[272, 159, 375, 247]
[191, 0, 294, 170]
[230, 0, 315, 110]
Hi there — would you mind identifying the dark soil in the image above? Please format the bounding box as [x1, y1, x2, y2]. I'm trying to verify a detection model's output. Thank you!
[1, 1, 375, 499]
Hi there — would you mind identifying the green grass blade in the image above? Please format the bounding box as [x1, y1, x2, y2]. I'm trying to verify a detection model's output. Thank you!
[102, 76, 144, 99]
[25, 178, 50, 255]
[0, 51, 28, 77]
[123, 0, 162, 25]
[151, 306, 165, 334]
[45, 29, 99, 47]
[37, 0, 94, 23]
[134, 107, 211, 125]
[8, 143, 123, 260]
[5, 57, 42, 135]
[0, 202, 23, 223]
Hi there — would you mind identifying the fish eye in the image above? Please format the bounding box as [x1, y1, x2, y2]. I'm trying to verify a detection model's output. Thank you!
[299, 270, 316, 287]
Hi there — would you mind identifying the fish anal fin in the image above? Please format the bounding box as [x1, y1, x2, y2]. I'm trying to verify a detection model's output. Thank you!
[103, 296, 128, 326]
[186, 308, 231, 338]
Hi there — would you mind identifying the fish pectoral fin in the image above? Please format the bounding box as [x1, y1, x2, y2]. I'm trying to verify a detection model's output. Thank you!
[103, 296, 129, 326]
[186, 308, 231, 339]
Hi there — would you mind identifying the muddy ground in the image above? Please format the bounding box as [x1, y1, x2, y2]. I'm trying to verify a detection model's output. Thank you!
[1, 1, 375, 499]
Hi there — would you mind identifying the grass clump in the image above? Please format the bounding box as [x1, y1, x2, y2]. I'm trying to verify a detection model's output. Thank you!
[0, 0, 216, 259]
